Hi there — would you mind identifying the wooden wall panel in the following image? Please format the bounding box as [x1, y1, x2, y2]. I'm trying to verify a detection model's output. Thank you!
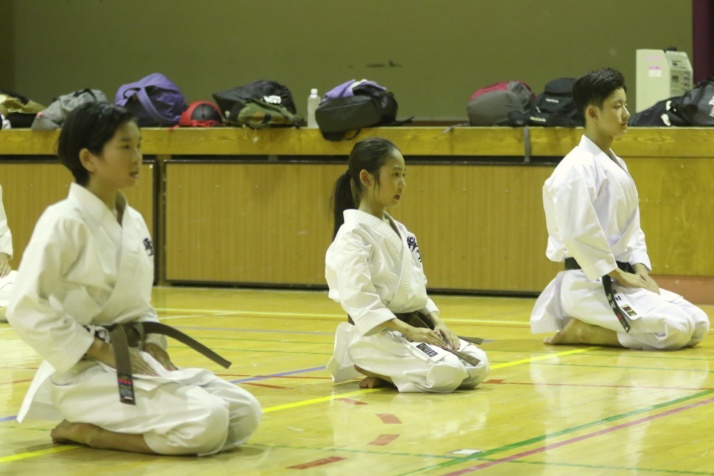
[0, 162, 155, 267]
[391, 164, 561, 292]
[164, 162, 562, 291]
[164, 162, 341, 284]
[627, 158, 714, 276]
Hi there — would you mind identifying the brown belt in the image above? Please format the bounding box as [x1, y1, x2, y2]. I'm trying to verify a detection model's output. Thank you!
[348, 312, 484, 366]
[92, 322, 231, 405]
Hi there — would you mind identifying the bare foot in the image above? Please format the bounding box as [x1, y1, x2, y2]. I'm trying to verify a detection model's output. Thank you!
[544, 319, 621, 347]
[51, 420, 154, 454]
[51, 420, 93, 445]
[359, 376, 390, 388]
[354, 365, 394, 388]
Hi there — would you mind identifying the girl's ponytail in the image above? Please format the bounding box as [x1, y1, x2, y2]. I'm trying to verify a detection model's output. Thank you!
[331, 171, 355, 238]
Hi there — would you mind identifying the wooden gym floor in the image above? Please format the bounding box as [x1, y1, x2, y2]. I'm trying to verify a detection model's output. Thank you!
[1, 287, 713, 475]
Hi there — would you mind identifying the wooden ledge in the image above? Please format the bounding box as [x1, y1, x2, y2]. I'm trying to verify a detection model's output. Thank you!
[0, 127, 712, 158]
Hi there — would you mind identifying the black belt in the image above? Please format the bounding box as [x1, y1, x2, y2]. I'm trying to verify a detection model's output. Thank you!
[563, 257, 634, 333]
[90, 322, 231, 405]
[348, 312, 484, 366]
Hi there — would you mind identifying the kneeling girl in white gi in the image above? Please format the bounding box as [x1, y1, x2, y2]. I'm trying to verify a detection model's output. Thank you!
[8, 103, 262, 455]
[530, 68, 709, 349]
[325, 137, 489, 393]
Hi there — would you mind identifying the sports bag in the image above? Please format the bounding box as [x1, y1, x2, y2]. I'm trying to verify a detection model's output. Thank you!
[32, 89, 107, 130]
[0, 89, 45, 128]
[528, 77, 582, 127]
[230, 98, 303, 129]
[315, 79, 407, 141]
[178, 101, 223, 127]
[467, 80, 534, 126]
[670, 78, 714, 126]
[628, 97, 688, 127]
[213, 80, 298, 127]
[115, 73, 187, 127]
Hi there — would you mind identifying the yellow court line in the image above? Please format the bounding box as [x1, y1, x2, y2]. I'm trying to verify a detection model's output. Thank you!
[0, 346, 593, 464]
[262, 347, 595, 412]
[0, 445, 79, 463]
[264, 388, 382, 412]
[490, 346, 597, 369]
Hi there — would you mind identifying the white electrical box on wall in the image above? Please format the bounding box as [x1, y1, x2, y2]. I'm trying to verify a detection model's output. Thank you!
[635, 49, 693, 112]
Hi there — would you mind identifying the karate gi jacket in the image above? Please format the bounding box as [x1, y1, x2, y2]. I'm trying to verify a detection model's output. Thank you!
[8, 184, 165, 421]
[326, 209, 439, 336]
[532, 135, 652, 333]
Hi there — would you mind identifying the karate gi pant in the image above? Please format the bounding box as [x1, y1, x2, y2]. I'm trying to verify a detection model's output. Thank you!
[532, 270, 709, 350]
[328, 322, 489, 393]
[0, 270, 16, 322]
[50, 355, 262, 456]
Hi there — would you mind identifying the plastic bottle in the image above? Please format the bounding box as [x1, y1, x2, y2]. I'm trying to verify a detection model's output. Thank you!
[306, 88, 320, 128]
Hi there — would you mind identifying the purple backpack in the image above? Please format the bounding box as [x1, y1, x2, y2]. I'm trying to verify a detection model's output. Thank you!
[115, 73, 187, 126]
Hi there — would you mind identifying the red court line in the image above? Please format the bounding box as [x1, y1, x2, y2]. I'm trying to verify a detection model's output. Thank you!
[369, 434, 400, 446]
[288, 456, 346, 469]
[337, 398, 367, 405]
[442, 395, 714, 474]
[376, 413, 402, 424]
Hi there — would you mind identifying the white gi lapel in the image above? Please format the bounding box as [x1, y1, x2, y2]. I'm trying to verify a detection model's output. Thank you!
[99, 197, 148, 321]
[383, 214, 415, 309]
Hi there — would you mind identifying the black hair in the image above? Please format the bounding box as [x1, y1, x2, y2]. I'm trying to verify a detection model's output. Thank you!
[330, 137, 400, 238]
[57, 102, 136, 185]
[572, 68, 627, 121]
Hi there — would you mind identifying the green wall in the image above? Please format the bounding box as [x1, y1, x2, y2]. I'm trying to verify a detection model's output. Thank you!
[0, 1, 15, 91]
[9, 0, 692, 118]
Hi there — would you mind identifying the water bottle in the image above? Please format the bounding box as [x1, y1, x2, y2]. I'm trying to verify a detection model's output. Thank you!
[306, 88, 320, 128]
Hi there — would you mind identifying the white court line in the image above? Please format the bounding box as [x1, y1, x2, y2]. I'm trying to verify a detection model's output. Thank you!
[156, 308, 344, 319]
[155, 308, 526, 325]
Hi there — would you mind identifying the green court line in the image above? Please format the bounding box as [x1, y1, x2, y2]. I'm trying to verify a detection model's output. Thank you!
[397, 389, 714, 475]
[565, 351, 714, 362]
[531, 361, 714, 373]
[249, 442, 456, 461]
[469, 457, 714, 475]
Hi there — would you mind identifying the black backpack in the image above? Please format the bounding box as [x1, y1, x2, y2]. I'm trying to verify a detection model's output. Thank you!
[315, 81, 409, 141]
[629, 97, 688, 127]
[213, 80, 299, 127]
[670, 78, 714, 126]
[529, 78, 582, 127]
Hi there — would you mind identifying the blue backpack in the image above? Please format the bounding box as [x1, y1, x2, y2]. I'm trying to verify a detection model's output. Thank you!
[115, 73, 187, 126]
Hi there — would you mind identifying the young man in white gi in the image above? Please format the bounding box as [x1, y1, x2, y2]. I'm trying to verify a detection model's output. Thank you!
[530, 68, 709, 349]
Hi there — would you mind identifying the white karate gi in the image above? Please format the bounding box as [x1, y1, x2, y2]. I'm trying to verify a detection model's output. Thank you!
[0, 184, 15, 321]
[531, 136, 709, 350]
[7, 184, 261, 455]
[326, 210, 489, 393]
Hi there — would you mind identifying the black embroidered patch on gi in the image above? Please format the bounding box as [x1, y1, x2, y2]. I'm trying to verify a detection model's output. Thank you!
[143, 238, 154, 256]
[407, 235, 422, 262]
[416, 342, 438, 358]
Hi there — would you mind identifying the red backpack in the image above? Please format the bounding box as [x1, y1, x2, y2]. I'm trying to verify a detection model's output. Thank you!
[467, 81, 535, 126]
[178, 101, 223, 127]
